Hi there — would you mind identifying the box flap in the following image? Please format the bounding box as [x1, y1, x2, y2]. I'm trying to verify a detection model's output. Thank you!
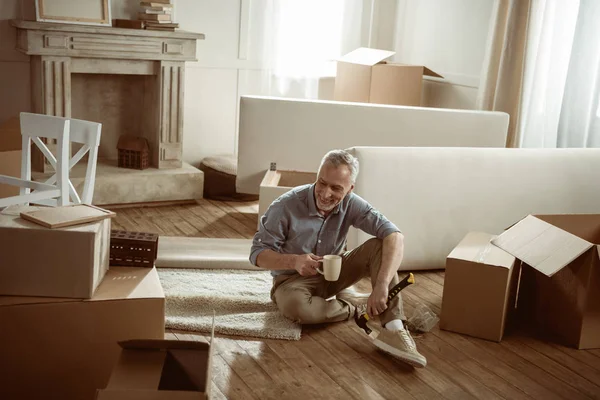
[423, 66, 443, 78]
[338, 47, 395, 66]
[107, 346, 166, 390]
[491, 215, 594, 277]
[448, 232, 515, 268]
[89, 267, 165, 301]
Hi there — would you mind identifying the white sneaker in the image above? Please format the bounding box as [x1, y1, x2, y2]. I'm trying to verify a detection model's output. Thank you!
[372, 328, 427, 368]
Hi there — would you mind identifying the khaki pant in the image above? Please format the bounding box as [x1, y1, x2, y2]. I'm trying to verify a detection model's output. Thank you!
[270, 238, 406, 326]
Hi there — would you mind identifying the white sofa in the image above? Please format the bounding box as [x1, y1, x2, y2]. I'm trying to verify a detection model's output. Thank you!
[347, 146, 600, 270]
[237, 96, 509, 195]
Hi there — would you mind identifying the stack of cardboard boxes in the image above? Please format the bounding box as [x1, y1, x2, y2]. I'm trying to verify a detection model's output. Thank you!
[0, 205, 165, 399]
[441, 214, 600, 349]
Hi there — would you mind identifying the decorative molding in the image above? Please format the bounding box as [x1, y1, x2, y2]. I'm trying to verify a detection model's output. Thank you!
[12, 20, 202, 61]
[43, 35, 68, 49]
[159, 62, 185, 168]
[42, 57, 71, 117]
[12, 20, 204, 40]
[70, 58, 155, 75]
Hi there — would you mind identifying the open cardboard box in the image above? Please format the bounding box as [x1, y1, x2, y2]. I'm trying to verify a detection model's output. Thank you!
[0, 267, 165, 400]
[258, 169, 317, 224]
[0, 117, 22, 198]
[491, 214, 600, 349]
[442, 214, 600, 349]
[97, 317, 215, 400]
[334, 47, 443, 107]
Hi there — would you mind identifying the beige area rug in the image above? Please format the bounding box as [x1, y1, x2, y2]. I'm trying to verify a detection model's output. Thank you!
[157, 268, 302, 341]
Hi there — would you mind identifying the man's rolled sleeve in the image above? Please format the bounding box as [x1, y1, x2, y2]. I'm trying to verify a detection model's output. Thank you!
[249, 202, 288, 266]
[351, 197, 400, 239]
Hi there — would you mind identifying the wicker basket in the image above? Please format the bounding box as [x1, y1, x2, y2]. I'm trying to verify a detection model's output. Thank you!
[117, 135, 150, 170]
[109, 230, 159, 267]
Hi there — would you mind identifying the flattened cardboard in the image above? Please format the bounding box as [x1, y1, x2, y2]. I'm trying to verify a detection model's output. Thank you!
[338, 47, 395, 65]
[97, 316, 215, 400]
[491, 215, 592, 277]
[0, 206, 110, 298]
[20, 204, 116, 229]
[492, 214, 600, 349]
[0, 267, 165, 400]
[334, 47, 443, 106]
[441, 232, 519, 342]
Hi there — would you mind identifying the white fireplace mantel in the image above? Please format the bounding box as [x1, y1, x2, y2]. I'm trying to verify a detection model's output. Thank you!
[11, 19, 205, 170]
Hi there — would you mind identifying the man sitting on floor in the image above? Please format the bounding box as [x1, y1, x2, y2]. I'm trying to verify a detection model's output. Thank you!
[249, 149, 427, 368]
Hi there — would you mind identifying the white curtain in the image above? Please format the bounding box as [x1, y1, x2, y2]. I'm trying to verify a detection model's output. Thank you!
[259, 0, 364, 99]
[476, 0, 531, 148]
[519, 0, 600, 147]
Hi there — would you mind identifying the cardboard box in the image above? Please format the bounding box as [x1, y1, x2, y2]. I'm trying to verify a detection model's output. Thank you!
[492, 214, 600, 349]
[97, 333, 215, 399]
[0, 117, 22, 198]
[0, 267, 165, 400]
[0, 206, 111, 298]
[441, 232, 520, 342]
[258, 169, 317, 224]
[334, 47, 443, 106]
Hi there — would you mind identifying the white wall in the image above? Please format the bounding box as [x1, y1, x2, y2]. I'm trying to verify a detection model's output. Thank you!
[0, 0, 494, 167]
[394, 0, 494, 109]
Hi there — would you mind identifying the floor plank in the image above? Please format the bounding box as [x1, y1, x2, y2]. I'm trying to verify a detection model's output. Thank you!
[111, 200, 600, 400]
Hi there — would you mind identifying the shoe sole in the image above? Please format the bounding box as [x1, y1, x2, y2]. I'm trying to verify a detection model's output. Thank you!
[372, 338, 427, 368]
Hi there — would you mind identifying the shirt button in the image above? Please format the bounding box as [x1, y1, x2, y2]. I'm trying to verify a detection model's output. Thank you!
[318, 240, 321, 243]
[258, 239, 262, 242]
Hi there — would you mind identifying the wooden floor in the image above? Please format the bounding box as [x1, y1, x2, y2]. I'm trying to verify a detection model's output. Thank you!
[111, 199, 600, 400]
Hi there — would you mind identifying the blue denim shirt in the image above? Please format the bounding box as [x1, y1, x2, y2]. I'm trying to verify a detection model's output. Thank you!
[250, 184, 400, 276]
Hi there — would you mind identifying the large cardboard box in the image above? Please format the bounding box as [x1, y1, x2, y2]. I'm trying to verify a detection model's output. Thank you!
[258, 169, 316, 225]
[441, 232, 520, 342]
[0, 206, 111, 298]
[334, 47, 443, 106]
[0, 267, 165, 400]
[97, 334, 215, 399]
[0, 117, 22, 198]
[491, 214, 600, 349]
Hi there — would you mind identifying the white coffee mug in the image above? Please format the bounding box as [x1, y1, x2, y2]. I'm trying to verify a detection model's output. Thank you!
[316, 255, 342, 281]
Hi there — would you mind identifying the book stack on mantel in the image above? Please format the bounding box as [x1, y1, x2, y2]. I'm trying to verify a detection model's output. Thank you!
[138, 0, 179, 31]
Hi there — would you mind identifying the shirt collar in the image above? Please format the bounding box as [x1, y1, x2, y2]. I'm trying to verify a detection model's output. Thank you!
[308, 184, 343, 217]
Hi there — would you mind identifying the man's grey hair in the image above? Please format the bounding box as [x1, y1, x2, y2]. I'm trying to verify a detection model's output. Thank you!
[319, 149, 360, 183]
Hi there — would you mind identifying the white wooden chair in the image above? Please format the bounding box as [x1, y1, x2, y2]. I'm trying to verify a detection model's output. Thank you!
[35, 117, 102, 206]
[0, 113, 71, 208]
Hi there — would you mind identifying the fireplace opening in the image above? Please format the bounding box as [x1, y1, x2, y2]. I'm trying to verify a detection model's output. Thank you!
[71, 73, 158, 167]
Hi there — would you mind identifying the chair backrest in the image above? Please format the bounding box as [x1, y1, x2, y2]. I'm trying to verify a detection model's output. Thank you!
[66, 117, 102, 204]
[19, 113, 70, 205]
[19, 113, 102, 206]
